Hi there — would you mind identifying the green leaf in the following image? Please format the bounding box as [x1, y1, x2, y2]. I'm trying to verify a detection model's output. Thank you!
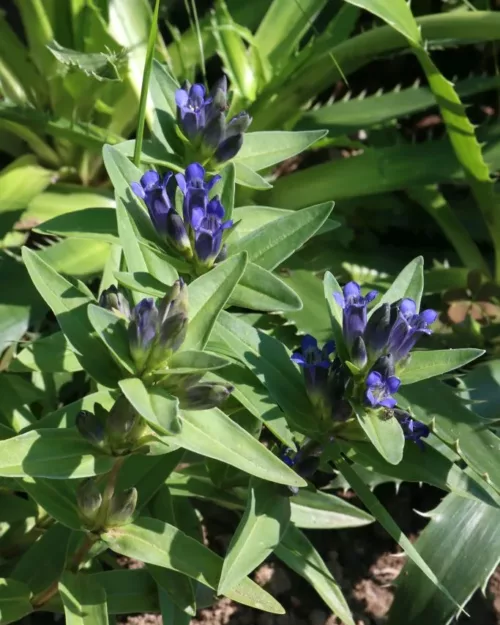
[12, 522, 72, 594]
[211, 312, 314, 433]
[158, 589, 192, 625]
[167, 350, 229, 374]
[167, 470, 243, 508]
[59, 572, 108, 625]
[38, 208, 118, 244]
[275, 525, 355, 625]
[338, 440, 499, 508]
[22, 248, 121, 388]
[388, 493, 500, 625]
[352, 403, 405, 465]
[119, 379, 181, 435]
[235, 130, 327, 171]
[219, 479, 291, 595]
[47, 39, 122, 80]
[328, 442, 460, 610]
[12, 331, 81, 373]
[290, 487, 374, 529]
[19, 477, 81, 529]
[183, 253, 248, 351]
[215, 162, 236, 220]
[150, 567, 196, 617]
[254, 0, 328, 65]
[371, 256, 424, 314]
[149, 60, 180, 151]
[399, 380, 500, 497]
[342, 0, 421, 44]
[399, 348, 484, 385]
[234, 162, 272, 189]
[231, 263, 302, 311]
[173, 407, 306, 487]
[88, 304, 135, 375]
[88, 570, 157, 615]
[0, 578, 33, 625]
[114, 271, 173, 298]
[228, 202, 334, 270]
[34, 390, 116, 430]
[102, 517, 284, 614]
[0, 429, 114, 478]
[209, 364, 295, 447]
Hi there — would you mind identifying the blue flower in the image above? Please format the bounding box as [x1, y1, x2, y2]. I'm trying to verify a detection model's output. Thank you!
[387, 298, 438, 362]
[365, 355, 400, 409]
[175, 163, 221, 231]
[128, 298, 158, 370]
[334, 282, 378, 351]
[131, 170, 173, 234]
[398, 412, 430, 449]
[175, 77, 251, 163]
[291, 335, 335, 391]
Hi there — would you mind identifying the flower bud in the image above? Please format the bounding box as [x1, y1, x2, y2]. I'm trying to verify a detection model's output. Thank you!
[99, 285, 130, 319]
[364, 303, 393, 358]
[77, 479, 102, 526]
[106, 488, 138, 527]
[166, 212, 192, 256]
[106, 396, 147, 455]
[76, 410, 105, 448]
[179, 382, 233, 410]
[202, 112, 226, 151]
[351, 336, 367, 369]
[128, 298, 159, 371]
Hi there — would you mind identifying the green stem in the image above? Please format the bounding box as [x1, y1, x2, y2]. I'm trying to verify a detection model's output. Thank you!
[407, 184, 490, 277]
[133, 0, 161, 167]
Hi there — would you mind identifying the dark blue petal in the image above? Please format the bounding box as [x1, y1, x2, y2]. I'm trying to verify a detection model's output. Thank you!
[214, 134, 243, 163]
[195, 232, 215, 262]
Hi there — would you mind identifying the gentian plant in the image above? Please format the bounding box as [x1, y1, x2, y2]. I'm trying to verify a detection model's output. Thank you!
[0, 5, 496, 624]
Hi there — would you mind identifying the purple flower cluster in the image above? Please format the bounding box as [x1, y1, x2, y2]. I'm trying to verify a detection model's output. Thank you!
[175, 77, 251, 163]
[291, 281, 437, 448]
[131, 163, 233, 269]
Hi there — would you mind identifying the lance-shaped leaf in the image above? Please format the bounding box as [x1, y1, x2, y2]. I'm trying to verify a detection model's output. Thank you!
[22, 248, 121, 387]
[219, 479, 291, 595]
[19, 478, 81, 529]
[352, 403, 405, 465]
[231, 263, 302, 311]
[228, 202, 335, 270]
[398, 348, 484, 385]
[388, 493, 500, 625]
[47, 40, 122, 80]
[88, 304, 135, 374]
[36, 207, 118, 244]
[275, 524, 355, 625]
[0, 429, 114, 478]
[214, 162, 236, 220]
[370, 256, 424, 316]
[234, 130, 327, 171]
[119, 379, 181, 435]
[114, 271, 174, 298]
[234, 162, 272, 190]
[0, 578, 33, 625]
[167, 350, 229, 374]
[323, 270, 348, 361]
[102, 517, 284, 614]
[183, 253, 248, 351]
[11, 331, 81, 374]
[291, 487, 374, 529]
[173, 408, 305, 487]
[59, 572, 108, 625]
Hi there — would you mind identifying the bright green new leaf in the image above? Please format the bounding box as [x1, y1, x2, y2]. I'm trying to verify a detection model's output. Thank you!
[59, 572, 108, 625]
[291, 487, 374, 529]
[276, 525, 355, 625]
[231, 263, 302, 311]
[183, 253, 247, 351]
[119, 379, 181, 435]
[353, 403, 405, 465]
[88, 304, 135, 374]
[0, 578, 33, 625]
[228, 202, 334, 270]
[219, 479, 291, 595]
[0, 429, 114, 478]
[173, 407, 306, 487]
[399, 348, 484, 385]
[234, 130, 327, 171]
[102, 517, 284, 613]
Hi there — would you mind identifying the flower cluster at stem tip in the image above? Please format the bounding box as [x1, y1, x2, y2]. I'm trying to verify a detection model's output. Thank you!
[132, 163, 233, 271]
[292, 281, 438, 447]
